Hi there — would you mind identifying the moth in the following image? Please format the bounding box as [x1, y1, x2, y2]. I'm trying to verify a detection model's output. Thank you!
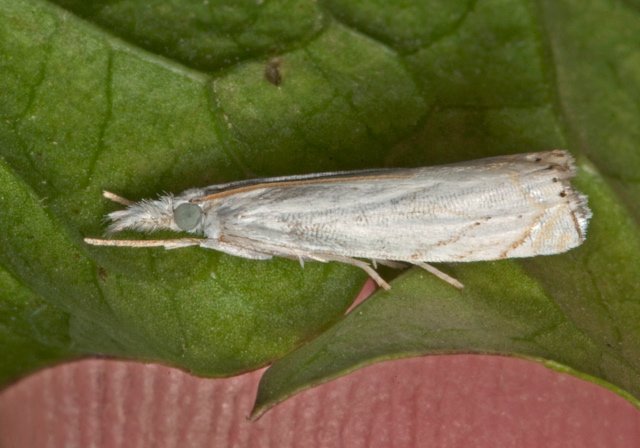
[85, 150, 592, 290]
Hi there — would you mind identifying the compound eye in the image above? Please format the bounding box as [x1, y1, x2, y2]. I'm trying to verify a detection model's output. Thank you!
[174, 203, 202, 231]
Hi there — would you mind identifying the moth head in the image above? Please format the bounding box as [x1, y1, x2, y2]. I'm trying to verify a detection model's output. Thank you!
[105, 195, 204, 235]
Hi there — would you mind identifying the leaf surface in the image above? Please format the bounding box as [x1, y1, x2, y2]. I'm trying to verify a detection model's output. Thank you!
[1, 1, 639, 421]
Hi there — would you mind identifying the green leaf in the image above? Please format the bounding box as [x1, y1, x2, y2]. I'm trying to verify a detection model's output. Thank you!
[252, 0, 640, 418]
[1, 0, 640, 422]
[252, 160, 640, 417]
[2, 0, 401, 380]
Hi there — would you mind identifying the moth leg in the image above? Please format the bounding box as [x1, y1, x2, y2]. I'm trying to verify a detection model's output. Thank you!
[310, 254, 391, 291]
[102, 191, 135, 206]
[84, 238, 203, 249]
[207, 234, 391, 287]
[412, 262, 464, 289]
[198, 239, 273, 260]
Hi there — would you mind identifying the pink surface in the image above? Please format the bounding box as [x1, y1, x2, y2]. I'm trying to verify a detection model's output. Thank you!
[1, 356, 639, 447]
[1, 282, 639, 447]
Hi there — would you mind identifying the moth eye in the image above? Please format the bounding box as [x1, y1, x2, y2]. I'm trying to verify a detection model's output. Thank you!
[174, 203, 202, 231]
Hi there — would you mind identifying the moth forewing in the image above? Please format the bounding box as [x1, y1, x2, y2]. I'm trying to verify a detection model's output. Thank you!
[84, 150, 591, 290]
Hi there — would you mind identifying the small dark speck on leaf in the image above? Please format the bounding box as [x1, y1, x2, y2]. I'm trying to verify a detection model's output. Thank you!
[265, 57, 282, 86]
[98, 267, 108, 281]
[559, 191, 567, 197]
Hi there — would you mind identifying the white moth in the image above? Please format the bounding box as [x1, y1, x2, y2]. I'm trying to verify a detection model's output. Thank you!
[85, 150, 591, 290]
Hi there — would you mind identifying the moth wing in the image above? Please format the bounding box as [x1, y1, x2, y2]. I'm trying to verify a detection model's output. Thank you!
[206, 151, 590, 263]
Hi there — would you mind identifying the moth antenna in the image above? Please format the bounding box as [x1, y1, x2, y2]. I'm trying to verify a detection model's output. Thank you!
[103, 191, 134, 206]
